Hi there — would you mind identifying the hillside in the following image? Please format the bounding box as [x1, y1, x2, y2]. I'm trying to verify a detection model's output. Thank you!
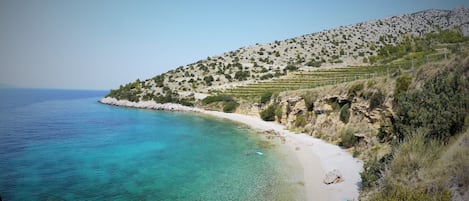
[106, 7, 469, 104]
[102, 7, 469, 201]
[257, 48, 469, 200]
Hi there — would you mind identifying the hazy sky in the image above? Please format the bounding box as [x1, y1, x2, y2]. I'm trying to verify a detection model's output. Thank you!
[1, 0, 468, 90]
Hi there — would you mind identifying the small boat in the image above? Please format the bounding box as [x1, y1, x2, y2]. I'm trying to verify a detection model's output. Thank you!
[256, 151, 264, 156]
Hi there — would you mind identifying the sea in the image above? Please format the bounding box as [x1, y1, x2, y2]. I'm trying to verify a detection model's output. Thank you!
[0, 88, 305, 201]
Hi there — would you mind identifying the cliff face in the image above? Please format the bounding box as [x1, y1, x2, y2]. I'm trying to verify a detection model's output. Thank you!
[247, 76, 396, 161]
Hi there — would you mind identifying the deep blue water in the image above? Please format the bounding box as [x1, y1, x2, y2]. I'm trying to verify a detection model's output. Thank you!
[0, 88, 304, 200]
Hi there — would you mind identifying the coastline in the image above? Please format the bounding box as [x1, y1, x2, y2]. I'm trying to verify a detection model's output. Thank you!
[99, 97, 363, 201]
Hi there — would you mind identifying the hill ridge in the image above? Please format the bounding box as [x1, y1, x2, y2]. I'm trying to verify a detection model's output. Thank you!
[105, 7, 469, 102]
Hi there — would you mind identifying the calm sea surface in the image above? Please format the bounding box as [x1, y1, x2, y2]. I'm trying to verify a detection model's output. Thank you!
[0, 88, 304, 200]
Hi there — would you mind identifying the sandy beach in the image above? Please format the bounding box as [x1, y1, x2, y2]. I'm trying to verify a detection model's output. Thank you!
[100, 98, 363, 201]
[202, 111, 363, 201]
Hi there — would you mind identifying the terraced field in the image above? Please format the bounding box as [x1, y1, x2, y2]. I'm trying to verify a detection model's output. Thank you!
[223, 53, 447, 97]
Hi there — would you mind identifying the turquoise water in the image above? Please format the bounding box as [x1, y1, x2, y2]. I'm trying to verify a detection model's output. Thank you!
[0, 89, 304, 200]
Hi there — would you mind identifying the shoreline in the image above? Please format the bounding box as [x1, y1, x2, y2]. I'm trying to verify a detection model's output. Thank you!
[99, 98, 363, 201]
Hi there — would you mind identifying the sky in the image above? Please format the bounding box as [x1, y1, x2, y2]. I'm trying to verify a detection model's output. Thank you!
[0, 0, 468, 90]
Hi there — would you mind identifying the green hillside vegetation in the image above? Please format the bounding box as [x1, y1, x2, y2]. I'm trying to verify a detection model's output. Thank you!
[368, 30, 468, 64]
[201, 95, 239, 113]
[106, 79, 142, 102]
[360, 54, 469, 200]
[223, 31, 467, 99]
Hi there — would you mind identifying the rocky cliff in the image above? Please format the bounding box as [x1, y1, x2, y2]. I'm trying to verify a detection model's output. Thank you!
[249, 75, 396, 161]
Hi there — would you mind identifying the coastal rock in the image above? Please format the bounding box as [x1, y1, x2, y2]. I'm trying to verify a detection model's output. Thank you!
[323, 169, 344, 185]
[284, 96, 302, 105]
[314, 102, 333, 115]
[286, 99, 307, 127]
[324, 94, 349, 105]
[280, 102, 289, 124]
[290, 99, 306, 116]
[99, 97, 202, 112]
[351, 100, 383, 124]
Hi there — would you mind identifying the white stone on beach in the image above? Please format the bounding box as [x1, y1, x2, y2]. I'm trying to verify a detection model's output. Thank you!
[323, 169, 344, 185]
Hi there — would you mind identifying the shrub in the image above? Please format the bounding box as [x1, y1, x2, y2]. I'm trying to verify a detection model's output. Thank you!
[339, 103, 350, 124]
[370, 185, 452, 201]
[275, 51, 280, 57]
[306, 60, 323, 67]
[394, 74, 411, 97]
[428, 30, 469, 43]
[394, 67, 469, 141]
[295, 115, 307, 127]
[353, 147, 360, 157]
[331, 101, 340, 111]
[465, 112, 469, 128]
[105, 79, 142, 102]
[302, 95, 315, 111]
[275, 105, 283, 120]
[369, 90, 385, 110]
[362, 57, 369, 63]
[341, 129, 356, 145]
[390, 134, 442, 179]
[369, 134, 450, 200]
[203, 75, 214, 86]
[285, 64, 299, 71]
[260, 91, 273, 104]
[152, 75, 165, 87]
[202, 95, 233, 105]
[224, 74, 232, 81]
[163, 91, 175, 103]
[223, 101, 239, 113]
[339, 127, 357, 148]
[361, 156, 386, 189]
[377, 124, 394, 143]
[178, 98, 195, 107]
[260, 105, 277, 121]
[234, 71, 250, 81]
[367, 79, 376, 88]
[260, 73, 274, 80]
[348, 82, 364, 97]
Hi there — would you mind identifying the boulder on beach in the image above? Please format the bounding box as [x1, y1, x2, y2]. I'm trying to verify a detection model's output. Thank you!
[323, 169, 344, 185]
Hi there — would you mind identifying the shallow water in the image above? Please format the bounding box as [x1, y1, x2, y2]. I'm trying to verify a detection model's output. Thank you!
[0, 88, 304, 200]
